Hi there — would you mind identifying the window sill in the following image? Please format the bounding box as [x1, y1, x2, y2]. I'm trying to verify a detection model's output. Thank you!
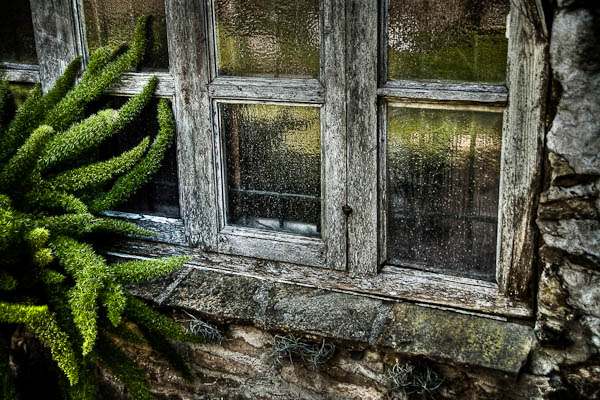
[105, 239, 534, 374]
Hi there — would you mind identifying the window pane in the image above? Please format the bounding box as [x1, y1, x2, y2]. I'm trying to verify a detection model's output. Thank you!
[89, 96, 180, 218]
[387, 0, 509, 84]
[220, 103, 321, 236]
[386, 105, 502, 281]
[214, 0, 320, 78]
[82, 0, 169, 71]
[0, 2, 38, 64]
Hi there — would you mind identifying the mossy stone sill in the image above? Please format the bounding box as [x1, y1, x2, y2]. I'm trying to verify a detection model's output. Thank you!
[128, 265, 534, 374]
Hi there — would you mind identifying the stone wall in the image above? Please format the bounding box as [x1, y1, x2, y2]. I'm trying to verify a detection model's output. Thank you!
[531, 0, 600, 398]
[100, 1, 599, 399]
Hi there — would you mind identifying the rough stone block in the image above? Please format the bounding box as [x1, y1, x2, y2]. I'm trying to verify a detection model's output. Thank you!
[379, 303, 534, 373]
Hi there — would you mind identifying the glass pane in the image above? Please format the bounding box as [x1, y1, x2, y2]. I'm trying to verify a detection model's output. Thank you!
[0, 2, 38, 64]
[82, 0, 169, 71]
[386, 105, 502, 281]
[214, 0, 320, 78]
[388, 0, 509, 84]
[89, 96, 180, 218]
[220, 103, 321, 236]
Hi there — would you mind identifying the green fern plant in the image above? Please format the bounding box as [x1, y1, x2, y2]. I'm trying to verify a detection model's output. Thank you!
[0, 17, 204, 400]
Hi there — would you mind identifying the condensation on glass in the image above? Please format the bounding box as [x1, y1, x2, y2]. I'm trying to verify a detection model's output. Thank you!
[220, 103, 321, 236]
[89, 96, 180, 218]
[0, 2, 38, 64]
[214, 0, 320, 78]
[386, 106, 502, 281]
[387, 0, 509, 84]
[82, 0, 169, 71]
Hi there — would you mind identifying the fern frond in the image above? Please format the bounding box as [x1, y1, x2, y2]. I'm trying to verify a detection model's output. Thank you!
[43, 17, 148, 132]
[38, 109, 119, 172]
[41, 57, 82, 114]
[47, 136, 150, 192]
[0, 271, 17, 291]
[38, 269, 66, 286]
[85, 45, 120, 77]
[26, 189, 88, 214]
[112, 256, 189, 285]
[50, 236, 109, 355]
[61, 359, 97, 400]
[103, 281, 127, 327]
[0, 302, 79, 385]
[95, 334, 152, 400]
[0, 125, 54, 191]
[110, 76, 158, 133]
[37, 214, 153, 237]
[90, 99, 175, 212]
[0, 84, 44, 163]
[87, 217, 154, 236]
[125, 295, 205, 344]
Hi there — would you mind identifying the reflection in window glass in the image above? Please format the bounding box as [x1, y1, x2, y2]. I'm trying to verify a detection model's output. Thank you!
[0, 2, 38, 64]
[82, 0, 169, 71]
[388, 0, 509, 84]
[386, 106, 502, 281]
[87, 96, 180, 218]
[220, 103, 321, 236]
[214, 0, 320, 78]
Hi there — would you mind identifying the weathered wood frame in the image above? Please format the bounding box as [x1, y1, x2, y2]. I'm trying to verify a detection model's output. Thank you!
[203, 0, 347, 269]
[6, 0, 546, 318]
[374, 0, 548, 303]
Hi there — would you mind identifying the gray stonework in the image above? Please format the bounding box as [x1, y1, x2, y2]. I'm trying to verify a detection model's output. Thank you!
[106, 1, 600, 399]
[532, 1, 600, 398]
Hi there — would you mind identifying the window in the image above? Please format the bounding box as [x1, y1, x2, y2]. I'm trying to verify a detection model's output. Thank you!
[380, 0, 509, 283]
[3, 0, 547, 319]
[0, 1, 39, 106]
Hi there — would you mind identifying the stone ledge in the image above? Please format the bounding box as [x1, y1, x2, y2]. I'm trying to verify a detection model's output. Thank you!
[128, 265, 534, 374]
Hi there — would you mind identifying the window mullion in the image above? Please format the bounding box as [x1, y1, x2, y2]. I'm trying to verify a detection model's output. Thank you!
[208, 77, 324, 103]
[496, 0, 549, 299]
[1, 64, 40, 84]
[346, 0, 379, 277]
[166, 0, 219, 250]
[29, 0, 81, 91]
[321, 0, 347, 271]
[378, 82, 508, 106]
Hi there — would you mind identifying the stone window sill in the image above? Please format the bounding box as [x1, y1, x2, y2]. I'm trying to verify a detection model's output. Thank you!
[107, 241, 535, 375]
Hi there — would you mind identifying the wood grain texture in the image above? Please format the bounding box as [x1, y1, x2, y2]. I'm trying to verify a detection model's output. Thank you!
[346, 0, 378, 277]
[166, 0, 218, 249]
[101, 211, 186, 245]
[217, 227, 326, 267]
[322, 0, 347, 270]
[106, 239, 533, 319]
[3, 68, 40, 83]
[377, 102, 388, 265]
[29, 0, 80, 91]
[378, 81, 508, 105]
[497, 0, 548, 299]
[208, 77, 324, 103]
[107, 72, 175, 97]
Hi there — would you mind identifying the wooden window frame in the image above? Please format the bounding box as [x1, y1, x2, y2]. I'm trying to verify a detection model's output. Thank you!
[9, 0, 547, 320]
[352, 0, 548, 305]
